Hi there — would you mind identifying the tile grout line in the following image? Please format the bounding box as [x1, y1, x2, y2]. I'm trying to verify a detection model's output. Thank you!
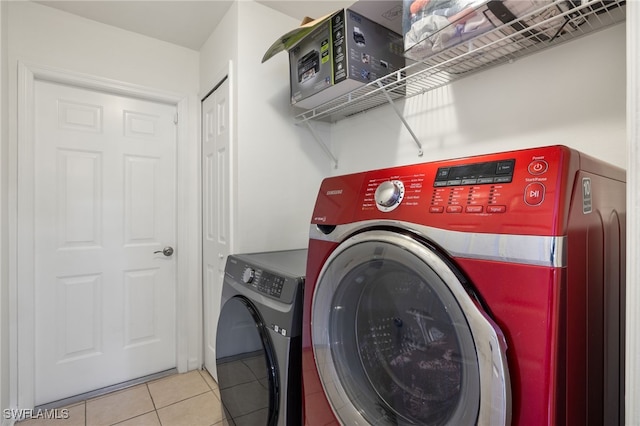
[92, 383, 158, 426]
[149, 371, 217, 425]
[147, 383, 158, 411]
[151, 382, 163, 426]
[154, 389, 213, 411]
[145, 382, 160, 426]
[147, 382, 162, 426]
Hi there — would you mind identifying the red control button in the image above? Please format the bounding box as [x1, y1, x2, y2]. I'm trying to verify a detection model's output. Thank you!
[528, 160, 548, 175]
[465, 205, 484, 213]
[429, 206, 444, 213]
[487, 205, 506, 213]
[446, 205, 463, 213]
[524, 183, 546, 206]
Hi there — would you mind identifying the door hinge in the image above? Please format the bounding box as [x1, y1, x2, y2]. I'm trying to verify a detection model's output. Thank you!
[173, 113, 178, 124]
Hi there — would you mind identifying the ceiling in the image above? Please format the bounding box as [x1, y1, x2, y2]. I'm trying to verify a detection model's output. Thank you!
[33, 0, 357, 51]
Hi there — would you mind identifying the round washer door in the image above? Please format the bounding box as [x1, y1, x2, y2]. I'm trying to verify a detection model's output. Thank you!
[311, 230, 510, 425]
[216, 295, 279, 426]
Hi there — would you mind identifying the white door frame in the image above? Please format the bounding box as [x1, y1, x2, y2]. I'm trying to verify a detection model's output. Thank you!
[11, 61, 195, 410]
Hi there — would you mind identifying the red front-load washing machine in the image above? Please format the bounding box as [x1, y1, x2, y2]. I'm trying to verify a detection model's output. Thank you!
[302, 145, 625, 426]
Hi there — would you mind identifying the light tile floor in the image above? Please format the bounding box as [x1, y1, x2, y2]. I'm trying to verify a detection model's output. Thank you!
[17, 370, 229, 426]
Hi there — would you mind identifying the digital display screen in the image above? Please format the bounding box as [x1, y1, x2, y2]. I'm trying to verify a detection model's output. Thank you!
[434, 159, 515, 187]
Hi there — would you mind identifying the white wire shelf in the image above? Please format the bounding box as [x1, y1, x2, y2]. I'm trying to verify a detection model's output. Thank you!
[294, 0, 626, 124]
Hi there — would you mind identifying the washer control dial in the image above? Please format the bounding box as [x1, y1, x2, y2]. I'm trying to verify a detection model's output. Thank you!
[375, 180, 405, 212]
[242, 267, 255, 284]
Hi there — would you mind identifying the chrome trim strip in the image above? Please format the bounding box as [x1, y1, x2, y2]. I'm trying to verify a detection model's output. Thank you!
[310, 221, 567, 268]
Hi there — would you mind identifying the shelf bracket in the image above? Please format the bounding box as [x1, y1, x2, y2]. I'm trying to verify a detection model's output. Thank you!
[302, 120, 338, 169]
[376, 81, 424, 157]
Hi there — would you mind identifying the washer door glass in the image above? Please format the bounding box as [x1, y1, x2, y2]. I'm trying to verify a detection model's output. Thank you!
[311, 231, 509, 425]
[216, 296, 278, 426]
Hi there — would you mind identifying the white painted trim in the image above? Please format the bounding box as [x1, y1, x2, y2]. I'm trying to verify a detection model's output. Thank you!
[18, 62, 183, 105]
[175, 96, 192, 374]
[222, 59, 236, 259]
[12, 61, 195, 408]
[626, 4, 638, 425]
[15, 63, 36, 410]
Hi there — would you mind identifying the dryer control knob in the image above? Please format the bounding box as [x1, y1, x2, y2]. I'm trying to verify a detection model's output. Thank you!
[375, 180, 405, 212]
[242, 268, 255, 284]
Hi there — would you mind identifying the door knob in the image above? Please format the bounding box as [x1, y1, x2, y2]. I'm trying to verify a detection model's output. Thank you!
[154, 246, 174, 256]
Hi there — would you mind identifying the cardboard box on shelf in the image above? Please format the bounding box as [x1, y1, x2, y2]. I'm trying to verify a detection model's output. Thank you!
[263, 8, 405, 109]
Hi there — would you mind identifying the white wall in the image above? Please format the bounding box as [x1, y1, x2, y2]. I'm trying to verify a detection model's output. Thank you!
[200, 2, 239, 93]
[330, 24, 626, 174]
[200, 1, 333, 254]
[235, 1, 332, 253]
[7, 1, 199, 94]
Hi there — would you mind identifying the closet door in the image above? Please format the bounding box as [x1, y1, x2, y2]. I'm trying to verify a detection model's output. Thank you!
[202, 76, 232, 380]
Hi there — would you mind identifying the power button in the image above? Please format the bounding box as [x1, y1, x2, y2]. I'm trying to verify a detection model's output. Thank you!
[528, 160, 548, 175]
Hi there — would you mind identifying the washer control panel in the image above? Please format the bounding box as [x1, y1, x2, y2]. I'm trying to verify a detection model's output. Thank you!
[314, 146, 575, 235]
[360, 154, 554, 218]
[225, 256, 304, 304]
[244, 268, 286, 298]
[224, 251, 307, 338]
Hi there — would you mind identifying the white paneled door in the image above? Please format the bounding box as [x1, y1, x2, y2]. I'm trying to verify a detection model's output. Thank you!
[202, 77, 232, 381]
[33, 80, 177, 405]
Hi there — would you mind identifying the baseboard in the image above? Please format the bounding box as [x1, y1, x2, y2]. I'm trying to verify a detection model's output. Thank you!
[188, 357, 201, 372]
